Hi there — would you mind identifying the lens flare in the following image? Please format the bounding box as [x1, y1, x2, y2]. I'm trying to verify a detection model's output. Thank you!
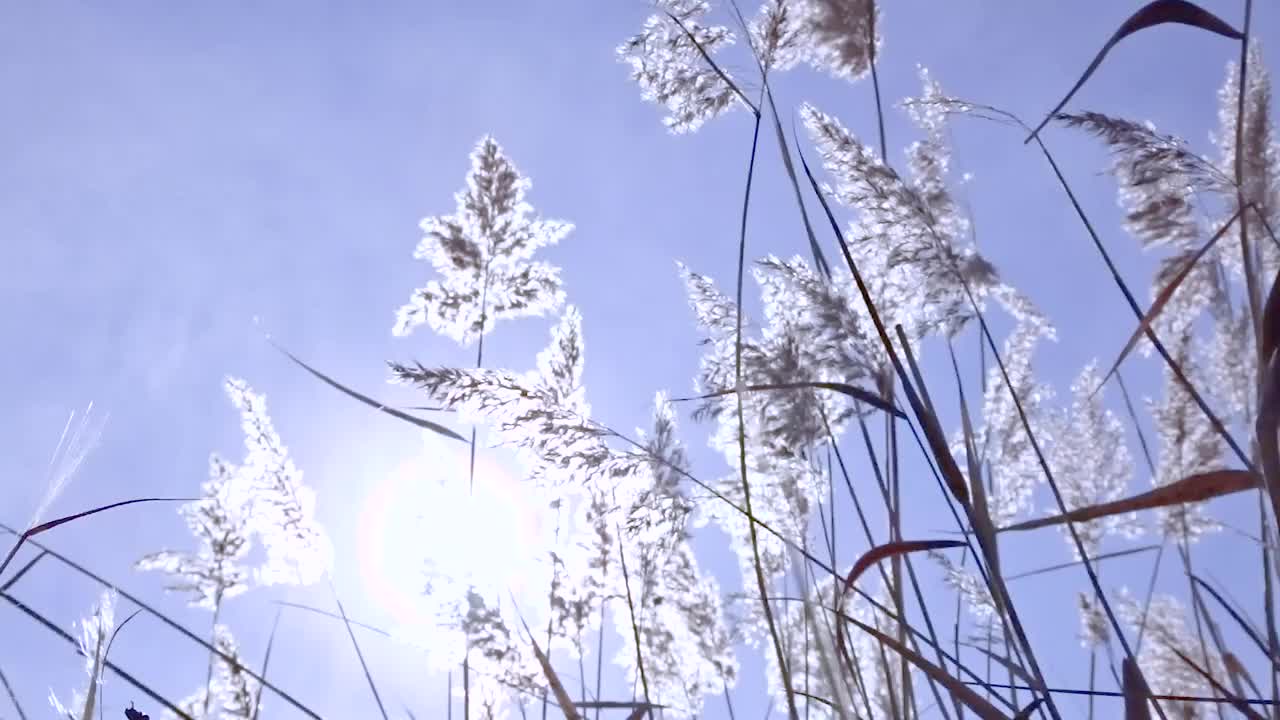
[355, 433, 544, 631]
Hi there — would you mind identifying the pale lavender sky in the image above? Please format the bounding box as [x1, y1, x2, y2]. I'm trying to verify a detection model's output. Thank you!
[1, 1, 1276, 718]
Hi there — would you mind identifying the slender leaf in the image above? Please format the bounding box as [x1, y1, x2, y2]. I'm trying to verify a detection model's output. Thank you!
[250, 608, 283, 720]
[956, 642, 1037, 689]
[948, 334, 1003, 614]
[847, 617, 1012, 720]
[967, 678, 1280, 706]
[1027, 0, 1243, 141]
[1170, 647, 1266, 720]
[1189, 575, 1275, 667]
[0, 497, 191, 580]
[1, 550, 47, 593]
[512, 602, 582, 720]
[102, 609, 141, 666]
[1123, 657, 1153, 720]
[0, 663, 25, 720]
[840, 541, 965, 608]
[1006, 544, 1162, 581]
[1253, 351, 1280, 562]
[1223, 652, 1264, 699]
[275, 600, 391, 637]
[1001, 470, 1258, 533]
[99, 610, 142, 720]
[766, 92, 830, 277]
[1013, 698, 1044, 720]
[573, 702, 665, 712]
[664, 11, 758, 115]
[673, 380, 904, 418]
[1095, 207, 1242, 394]
[1261, 264, 1280, 365]
[330, 584, 389, 720]
[269, 340, 468, 443]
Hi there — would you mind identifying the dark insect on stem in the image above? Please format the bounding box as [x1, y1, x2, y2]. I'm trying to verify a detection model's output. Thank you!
[125, 703, 150, 720]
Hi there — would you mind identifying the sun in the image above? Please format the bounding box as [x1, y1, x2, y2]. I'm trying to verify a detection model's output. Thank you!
[355, 432, 546, 631]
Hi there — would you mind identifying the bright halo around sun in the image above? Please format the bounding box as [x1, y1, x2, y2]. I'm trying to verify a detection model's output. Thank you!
[356, 431, 547, 632]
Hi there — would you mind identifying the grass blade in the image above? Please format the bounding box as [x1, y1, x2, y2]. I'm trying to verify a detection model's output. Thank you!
[1006, 544, 1162, 581]
[1123, 657, 1153, 720]
[944, 334, 1004, 616]
[672, 380, 904, 418]
[250, 608, 283, 720]
[511, 597, 582, 720]
[664, 11, 757, 115]
[102, 609, 142, 663]
[0, 497, 191, 580]
[0, 663, 25, 720]
[1189, 575, 1276, 668]
[1, 550, 48, 593]
[1013, 698, 1044, 720]
[276, 600, 392, 637]
[1095, 207, 1242, 394]
[99, 609, 142, 720]
[269, 340, 468, 443]
[573, 701, 665, 712]
[848, 616, 1012, 720]
[1026, 0, 1243, 142]
[1169, 647, 1266, 720]
[1000, 470, 1258, 533]
[968, 679, 1279, 707]
[845, 539, 967, 591]
[836, 541, 965, 632]
[1261, 258, 1280, 365]
[1223, 652, 1263, 699]
[1256, 350, 1280, 578]
[768, 92, 830, 277]
[330, 583, 389, 720]
[956, 642, 1037, 689]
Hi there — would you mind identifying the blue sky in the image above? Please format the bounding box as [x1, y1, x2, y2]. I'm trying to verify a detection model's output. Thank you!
[1, 1, 1277, 718]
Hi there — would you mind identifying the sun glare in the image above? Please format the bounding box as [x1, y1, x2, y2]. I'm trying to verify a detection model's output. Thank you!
[356, 433, 545, 630]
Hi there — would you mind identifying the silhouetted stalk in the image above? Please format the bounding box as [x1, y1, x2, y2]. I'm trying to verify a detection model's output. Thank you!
[0, 663, 26, 720]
